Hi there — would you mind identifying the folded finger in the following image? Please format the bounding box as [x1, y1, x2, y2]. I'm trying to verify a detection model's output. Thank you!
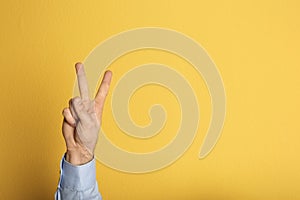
[62, 107, 76, 127]
[69, 98, 79, 122]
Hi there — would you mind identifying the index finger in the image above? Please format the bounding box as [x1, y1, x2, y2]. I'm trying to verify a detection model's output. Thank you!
[75, 62, 90, 100]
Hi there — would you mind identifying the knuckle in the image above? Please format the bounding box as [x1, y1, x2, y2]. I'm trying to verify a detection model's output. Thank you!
[62, 107, 68, 114]
[62, 109, 70, 117]
[72, 96, 81, 103]
[72, 97, 82, 107]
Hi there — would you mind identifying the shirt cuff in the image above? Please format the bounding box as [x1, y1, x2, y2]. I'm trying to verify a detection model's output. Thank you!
[58, 155, 97, 191]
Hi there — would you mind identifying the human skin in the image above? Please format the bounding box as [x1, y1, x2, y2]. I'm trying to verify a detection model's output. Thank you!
[61, 62, 112, 165]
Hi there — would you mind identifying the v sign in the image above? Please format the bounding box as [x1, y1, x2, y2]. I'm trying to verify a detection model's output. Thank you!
[62, 62, 112, 165]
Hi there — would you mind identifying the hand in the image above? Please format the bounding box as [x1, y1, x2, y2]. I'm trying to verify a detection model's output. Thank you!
[62, 62, 112, 165]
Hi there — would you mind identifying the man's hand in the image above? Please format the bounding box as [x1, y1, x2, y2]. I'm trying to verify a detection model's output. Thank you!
[62, 62, 112, 165]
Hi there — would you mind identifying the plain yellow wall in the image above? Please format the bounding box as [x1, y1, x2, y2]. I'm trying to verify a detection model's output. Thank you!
[1, 1, 300, 199]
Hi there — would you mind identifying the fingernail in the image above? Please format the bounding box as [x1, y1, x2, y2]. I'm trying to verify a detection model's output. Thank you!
[75, 62, 82, 72]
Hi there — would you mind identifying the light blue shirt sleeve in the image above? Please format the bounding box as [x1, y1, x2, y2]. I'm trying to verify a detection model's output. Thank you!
[55, 155, 102, 200]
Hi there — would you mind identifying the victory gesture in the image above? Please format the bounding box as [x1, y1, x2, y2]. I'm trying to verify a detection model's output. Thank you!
[62, 62, 112, 165]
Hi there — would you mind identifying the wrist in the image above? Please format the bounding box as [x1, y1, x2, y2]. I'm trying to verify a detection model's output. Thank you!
[65, 147, 93, 166]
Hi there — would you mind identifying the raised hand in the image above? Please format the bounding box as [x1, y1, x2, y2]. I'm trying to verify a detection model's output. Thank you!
[62, 62, 112, 165]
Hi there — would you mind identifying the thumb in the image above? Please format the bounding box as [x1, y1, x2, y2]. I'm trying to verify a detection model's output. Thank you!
[62, 108, 76, 146]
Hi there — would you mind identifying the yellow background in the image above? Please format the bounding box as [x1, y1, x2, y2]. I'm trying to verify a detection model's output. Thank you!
[1, 0, 299, 199]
